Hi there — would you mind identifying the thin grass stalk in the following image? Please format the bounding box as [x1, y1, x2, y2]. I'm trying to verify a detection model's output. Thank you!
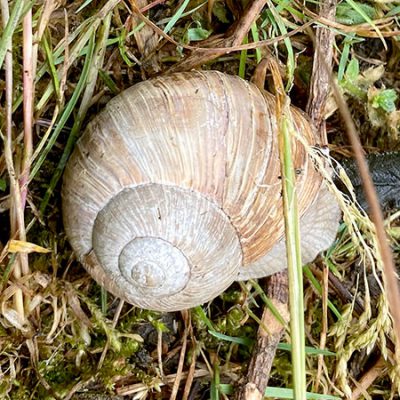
[269, 59, 306, 399]
[0, 0, 26, 320]
[279, 112, 307, 399]
[18, 6, 34, 278]
[303, 265, 342, 319]
[250, 279, 288, 327]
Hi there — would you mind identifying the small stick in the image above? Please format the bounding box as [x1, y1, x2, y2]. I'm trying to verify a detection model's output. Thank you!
[306, 0, 338, 144]
[167, 0, 269, 73]
[182, 332, 197, 400]
[350, 356, 387, 400]
[237, 272, 289, 400]
[170, 310, 190, 400]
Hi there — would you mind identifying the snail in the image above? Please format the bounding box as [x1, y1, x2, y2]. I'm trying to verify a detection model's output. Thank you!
[62, 71, 341, 312]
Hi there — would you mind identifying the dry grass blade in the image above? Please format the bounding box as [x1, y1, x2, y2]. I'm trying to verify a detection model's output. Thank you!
[170, 310, 190, 400]
[22, 8, 33, 208]
[1, 0, 29, 325]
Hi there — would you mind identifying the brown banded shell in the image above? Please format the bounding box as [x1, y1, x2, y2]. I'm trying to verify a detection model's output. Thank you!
[62, 71, 340, 311]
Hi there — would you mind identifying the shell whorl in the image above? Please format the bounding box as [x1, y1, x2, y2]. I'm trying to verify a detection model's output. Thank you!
[62, 70, 325, 311]
[90, 183, 242, 311]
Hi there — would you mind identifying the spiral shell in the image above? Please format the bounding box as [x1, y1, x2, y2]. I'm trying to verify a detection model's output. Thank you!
[62, 71, 339, 311]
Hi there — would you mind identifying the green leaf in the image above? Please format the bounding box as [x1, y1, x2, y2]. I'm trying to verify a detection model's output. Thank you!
[187, 27, 211, 41]
[0, 179, 6, 192]
[213, 1, 230, 23]
[336, 2, 376, 25]
[345, 58, 359, 82]
[337, 34, 356, 83]
[342, 0, 384, 44]
[218, 384, 233, 395]
[371, 89, 398, 113]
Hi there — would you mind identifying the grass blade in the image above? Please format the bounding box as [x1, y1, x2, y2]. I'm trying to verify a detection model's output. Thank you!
[0, 0, 25, 69]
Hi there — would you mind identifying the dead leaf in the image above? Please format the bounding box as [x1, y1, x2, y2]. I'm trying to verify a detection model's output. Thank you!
[8, 240, 51, 254]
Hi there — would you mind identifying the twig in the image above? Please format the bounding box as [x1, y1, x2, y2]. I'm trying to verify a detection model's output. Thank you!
[327, 270, 364, 316]
[182, 328, 197, 400]
[306, 1, 337, 387]
[167, 0, 269, 73]
[350, 356, 387, 400]
[131, 3, 316, 63]
[237, 272, 289, 400]
[170, 310, 190, 400]
[306, 0, 337, 145]
[116, 369, 210, 396]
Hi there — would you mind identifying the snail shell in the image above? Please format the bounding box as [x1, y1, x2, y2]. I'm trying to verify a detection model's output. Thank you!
[62, 71, 340, 311]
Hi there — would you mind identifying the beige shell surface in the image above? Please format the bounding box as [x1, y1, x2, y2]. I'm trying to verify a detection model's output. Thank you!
[238, 182, 341, 280]
[62, 70, 332, 311]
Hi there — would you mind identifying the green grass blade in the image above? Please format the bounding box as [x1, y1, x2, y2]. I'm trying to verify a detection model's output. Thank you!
[98, 70, 120, 95]
[163, 0, 190, 35]
[266, 0, 295, 90]
[76, 0, 95, 13]
[208, 330, 335, 356]
[0, 0, 25, 69]
[40, 12, 112, 213]
[303, 265, 342, 319]
[215, 384, 340, 398]
[238, 36, 248, 78]
[277, 343, 335, 356]
[42, 31, 60, 100]
[31, 33, 96, 184]
[208, 330, 253, 346]
[193, 306, 215, 331]
[279, 109, 306, 399]
[265, 387, 341, 399]
[250, 23, 261, 64]
[250, 279, 288, 327]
